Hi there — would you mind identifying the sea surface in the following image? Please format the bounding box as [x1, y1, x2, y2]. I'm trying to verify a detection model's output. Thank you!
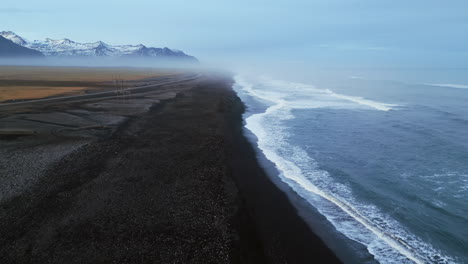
[233, 69, 468, 264]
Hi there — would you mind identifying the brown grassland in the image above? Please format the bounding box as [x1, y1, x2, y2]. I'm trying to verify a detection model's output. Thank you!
[0, 66, 180, 102]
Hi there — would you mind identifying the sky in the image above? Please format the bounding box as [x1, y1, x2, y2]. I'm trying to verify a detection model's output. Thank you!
[2, 0, 468, 68]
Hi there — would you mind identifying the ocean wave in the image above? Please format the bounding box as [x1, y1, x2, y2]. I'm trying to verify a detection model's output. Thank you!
[324, 89, 396, 111]
[426, 83, 468, 89]
[235, 75, 398, 111]
[233, 75, 456, 264]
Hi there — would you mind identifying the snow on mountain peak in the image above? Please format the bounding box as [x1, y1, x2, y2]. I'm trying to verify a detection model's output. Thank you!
[0, 31, 28, 46]
[0, 31, 197, 61]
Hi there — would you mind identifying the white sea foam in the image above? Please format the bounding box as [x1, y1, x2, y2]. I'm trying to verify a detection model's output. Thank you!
[233, 75, 456, 264]
[324, 89, 397, 111]
[235, 75, 398, 111]
[427, 83, 468, 89]
[423, 172, 468, 200]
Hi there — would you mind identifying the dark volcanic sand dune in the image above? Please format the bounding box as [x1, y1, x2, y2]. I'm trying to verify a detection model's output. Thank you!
[0, 74, 340, 263]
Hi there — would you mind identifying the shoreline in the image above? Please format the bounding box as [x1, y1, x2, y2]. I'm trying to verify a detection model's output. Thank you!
[0, 73, 341, 263]
[224, 77, 342, 263]
[232, 84, 377, 264]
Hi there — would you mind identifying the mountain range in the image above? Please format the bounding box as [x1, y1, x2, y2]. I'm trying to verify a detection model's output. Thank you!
[0, 31, 197, 62]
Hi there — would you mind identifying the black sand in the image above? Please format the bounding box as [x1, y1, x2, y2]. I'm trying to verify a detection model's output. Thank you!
[0, 74, 341, 263]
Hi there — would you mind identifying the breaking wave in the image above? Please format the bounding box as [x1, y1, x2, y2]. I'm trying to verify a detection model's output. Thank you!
[233, 75, 456, 264]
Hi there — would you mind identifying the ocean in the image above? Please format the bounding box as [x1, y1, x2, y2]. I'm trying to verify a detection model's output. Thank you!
[233, 69, 468, 264]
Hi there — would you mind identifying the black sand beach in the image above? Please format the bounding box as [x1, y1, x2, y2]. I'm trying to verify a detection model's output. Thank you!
[0, 73, 341, 263]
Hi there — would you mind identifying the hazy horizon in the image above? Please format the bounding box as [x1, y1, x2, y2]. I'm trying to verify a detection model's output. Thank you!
[3, 0, 468, 69]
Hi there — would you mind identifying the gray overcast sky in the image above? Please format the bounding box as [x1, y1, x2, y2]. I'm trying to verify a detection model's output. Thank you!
[2, 0, 468, 67]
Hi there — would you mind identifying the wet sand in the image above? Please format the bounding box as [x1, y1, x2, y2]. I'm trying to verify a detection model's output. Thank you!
[0, 73, 341, 263]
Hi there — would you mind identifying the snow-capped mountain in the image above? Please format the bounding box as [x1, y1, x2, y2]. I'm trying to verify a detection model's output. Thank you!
[0, 31, 197, 61]
[0, 31, 28, 46]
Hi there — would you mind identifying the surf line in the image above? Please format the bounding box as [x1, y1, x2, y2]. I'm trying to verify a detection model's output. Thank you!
[243, 98, 424, 264]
